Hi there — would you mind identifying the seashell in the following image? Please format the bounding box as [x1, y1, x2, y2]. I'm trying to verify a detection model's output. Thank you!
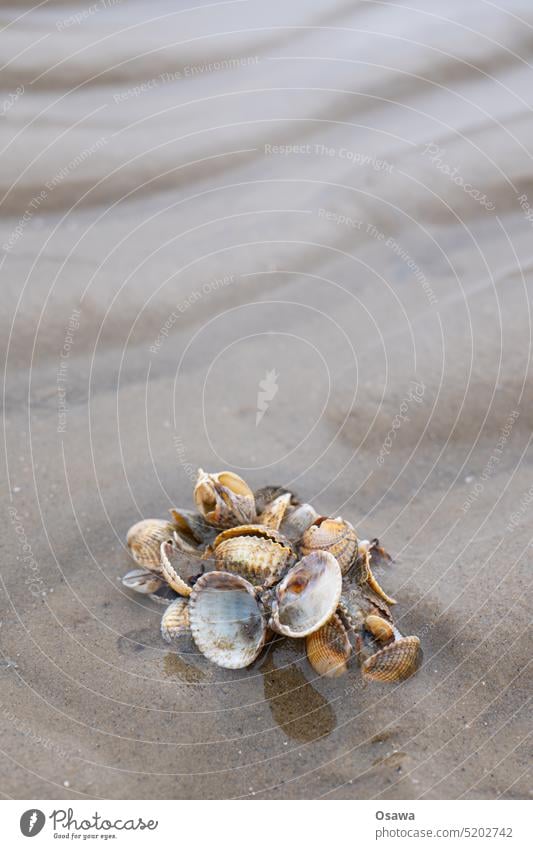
[300, 517, 358, 574]
[306, 614, 351, 678]
[121, 568, 166, 595]
[365, 614, 394, 643]
[126, 519, 176, 572]
[211, 524, 294, 586]
[367, 537, 393, 568]
[269, 551, 342, 638]
[253, 485, 299, 515]
[194, 469, 256, 528]
[258, 492, 292, 530]
[188, 571, 266, 668]
[357, 541, 396, 605]
[362, 636, 422, 682]
[161, 598, 190, 643]
[160, 540, 194, 597]
[214, 536, 293, 587]
[279, 503, 321, 541]
[169, 508, 218, 547]
[212, 524, 289, 546]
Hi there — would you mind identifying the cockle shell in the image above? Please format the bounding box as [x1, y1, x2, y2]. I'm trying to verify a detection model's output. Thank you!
[212, 524, 294, 587]
[300, 517, 358, 574]
[169, 508, 218, 547]
[258, 492, 292, 530]
[126, 519, 176, 572]
[365, 614, 395, 643]
[159, 540, 198, 597]
[188, 571, 266, 669]
[194, 469, 256, 528]
[279, 503, 320, 541]
[161, 598, 191, 643]
[121, 568, 165, 595]
[362, 635, 422, 682]
[356, 541, 396, 605]
[253, 485, 298, 514]
[269, 551, 342, 638]
[306, 614, 352, 678]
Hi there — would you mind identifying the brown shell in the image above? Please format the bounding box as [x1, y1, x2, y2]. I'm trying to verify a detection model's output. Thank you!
[365, 614, 394, 643]
[126, 519, 176, 572]
[214, 535, 293, 586]
[160, 541, 193, 597]
[306, 614, 351, 678]
[161, 598, 190, 643]
[169, 508, 217, 547]
[362, 636, 422, 682]
[194, 469, 256, 528]
[300, 517, 358, 573]
[258, 492, 292, 530]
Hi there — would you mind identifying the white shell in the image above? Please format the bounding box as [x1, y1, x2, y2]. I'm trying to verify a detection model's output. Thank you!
[269, 551, 342, 638]
[126, 519, 175, 571]
[161, 598, 191, 644]
[121, 568, 165, 594]
[189, 571, 266, 669]
[279, 503, 321, 540]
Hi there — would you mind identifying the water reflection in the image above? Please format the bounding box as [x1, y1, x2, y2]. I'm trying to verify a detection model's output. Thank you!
[260, 639, 336, 742]
[163, 651, 208, 684]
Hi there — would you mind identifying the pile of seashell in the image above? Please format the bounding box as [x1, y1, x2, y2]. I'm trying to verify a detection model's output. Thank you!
[121, 470, 422, 681]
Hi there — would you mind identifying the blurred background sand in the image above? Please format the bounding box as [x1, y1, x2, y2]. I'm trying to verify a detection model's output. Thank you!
[1, 0, 532, 799]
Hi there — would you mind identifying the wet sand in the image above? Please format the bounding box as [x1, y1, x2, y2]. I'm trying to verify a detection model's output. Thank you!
[1, 0, 532, 799]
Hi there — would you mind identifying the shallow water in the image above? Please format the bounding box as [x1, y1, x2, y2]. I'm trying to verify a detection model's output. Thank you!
[1, 0, 532, 799]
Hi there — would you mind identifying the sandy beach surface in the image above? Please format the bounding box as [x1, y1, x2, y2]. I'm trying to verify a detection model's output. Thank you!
[1, 0, 532, 799]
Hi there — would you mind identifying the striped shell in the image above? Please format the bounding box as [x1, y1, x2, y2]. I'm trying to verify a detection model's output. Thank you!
[365, 614, 395, 643]
[194, 469, 256, 528]
[269, 551, 342, 638]
[258, 492, 292, 530]
[126, 519, 176, 572]
[300, 517, 358, 574]
[161, 598, 191, 643]
[213, 525, 294, 586]
[306, 614, 351, 678]
[189, 571, 266, 669]
[362, 636, 422, 682]
[121, 568, 165, 595]
[159, 541, 194, 597]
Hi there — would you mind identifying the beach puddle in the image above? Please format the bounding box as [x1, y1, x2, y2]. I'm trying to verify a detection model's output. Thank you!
[261, 641, 336, 742]
[162, 651, 208, 684]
